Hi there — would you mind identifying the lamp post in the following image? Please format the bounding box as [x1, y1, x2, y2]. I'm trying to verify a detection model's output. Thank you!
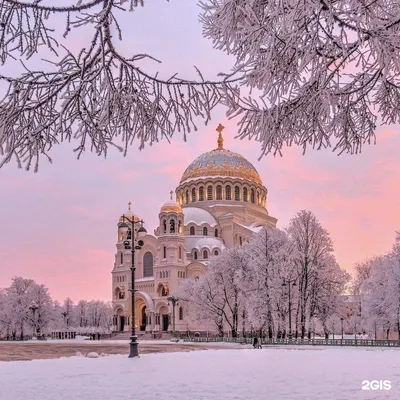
[120, 214, 147, 358]
[282, 279, 297, 340]
[341, 317, 344, 339]
[29, 304, 38, 339]
[167, 295, 179, 342]
[61, 311, 68, 329]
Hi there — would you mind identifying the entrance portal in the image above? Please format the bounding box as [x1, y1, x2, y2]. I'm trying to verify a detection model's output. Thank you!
[140, 306, 147, 331]
[119, 316, 125, 332]
[162, 314, 169, 331]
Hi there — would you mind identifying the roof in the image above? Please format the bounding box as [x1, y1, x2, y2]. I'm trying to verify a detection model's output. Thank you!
[180, 148, 262, 185]
[183, 207, 217, 227]
[184, 236, 226, 252]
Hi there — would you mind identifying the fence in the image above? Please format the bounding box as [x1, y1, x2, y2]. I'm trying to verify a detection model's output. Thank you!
[183, 336, 400, 347]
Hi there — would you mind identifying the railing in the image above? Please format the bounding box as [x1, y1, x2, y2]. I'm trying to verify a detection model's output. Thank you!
[183, 336, 400, 347]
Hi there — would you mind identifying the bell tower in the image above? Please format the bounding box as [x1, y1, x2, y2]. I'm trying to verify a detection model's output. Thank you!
[155, 191, 185, 299]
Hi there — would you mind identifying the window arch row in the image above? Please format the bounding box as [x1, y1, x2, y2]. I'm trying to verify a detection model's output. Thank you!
[177, 181, 267, 205]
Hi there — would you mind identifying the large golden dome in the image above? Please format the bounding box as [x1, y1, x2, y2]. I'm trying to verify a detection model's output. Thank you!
[180, 126, 263, 185]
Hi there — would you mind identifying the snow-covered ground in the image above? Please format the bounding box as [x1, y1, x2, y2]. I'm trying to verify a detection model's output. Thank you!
[1, 347, 399, 400]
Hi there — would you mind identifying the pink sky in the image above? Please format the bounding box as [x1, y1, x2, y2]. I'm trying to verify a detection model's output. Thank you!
[0, 3, 399, 302]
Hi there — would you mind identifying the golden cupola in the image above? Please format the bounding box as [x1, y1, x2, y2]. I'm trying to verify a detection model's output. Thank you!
[160, 191, 183, 213]
[179, 124, 263, 185]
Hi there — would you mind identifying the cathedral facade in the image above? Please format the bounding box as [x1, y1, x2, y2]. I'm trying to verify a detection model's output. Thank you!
[111, 126, 277, 333]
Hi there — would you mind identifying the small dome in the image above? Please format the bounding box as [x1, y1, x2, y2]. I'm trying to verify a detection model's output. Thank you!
[160, 191, 183, 214]
[183, 207, 217, 227]
[160, 200, 182, 214]
[119, 202, 140, 222]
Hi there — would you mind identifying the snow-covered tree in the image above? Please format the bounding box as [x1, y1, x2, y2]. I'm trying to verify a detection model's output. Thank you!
[180, 246, 249, 337]
[243, 228, 297, 338]
[27, 283, 54, 336]
[179, 275, 226, 336]
[3, 1, 399, 171]
[201, 0, 400, 156]
[286, 210, 347, 338]
[0, 0, 238, 172]
[361, 233, 400, 339]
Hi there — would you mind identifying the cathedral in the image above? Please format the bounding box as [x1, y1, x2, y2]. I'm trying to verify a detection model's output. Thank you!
[111, 125, 277, 334]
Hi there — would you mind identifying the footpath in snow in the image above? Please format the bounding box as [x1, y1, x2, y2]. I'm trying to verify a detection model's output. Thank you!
[1, 347, 399, 400]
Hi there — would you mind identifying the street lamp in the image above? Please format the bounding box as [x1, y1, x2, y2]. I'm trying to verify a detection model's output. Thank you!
[167, 295, 179, 342]
[282, 279, 297, 340]
[29, 304, 38, 339]
[341, 317, 344, 339]
[61, 311, 68, 329]
[120, 214, 147, 358]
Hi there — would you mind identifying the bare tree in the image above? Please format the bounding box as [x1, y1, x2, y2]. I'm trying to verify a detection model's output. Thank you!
[201, 0, 400, 157]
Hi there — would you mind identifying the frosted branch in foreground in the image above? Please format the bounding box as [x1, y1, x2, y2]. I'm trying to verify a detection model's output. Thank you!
[200, 0, 400, 157]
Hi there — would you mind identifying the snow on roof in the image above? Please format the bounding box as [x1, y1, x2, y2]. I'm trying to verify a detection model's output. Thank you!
[184, 236, 226, 252]
[183, 207, 217, 227]
[237, 223, 265, 234]
[136, 277, 154, 283]
[180, 176, 250, 185]
[208, 204, 244, 208]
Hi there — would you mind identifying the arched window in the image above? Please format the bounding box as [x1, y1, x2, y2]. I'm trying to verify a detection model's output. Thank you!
[239, 236, 243, 246]
[127, 230, 132, 240]
[203, 250, 208, 259]
[235, 186, 240, 201]
[120, 253, 123, 265]
[203, 227, 208, 236]
[251, 189, 255, 203]
[190, 226, 195, 235]
[243, 187, 248, 202]
[216, 185, 222, 200]
[178, 220, 182, 234]
[179, 307, 183, 320]
[191, 188, 196, 202]
[161, 285, 168, 296]
[178, 247, 182, 259]
[214, 228, 218, 237]
[214, 250, 219, 256]
[225, 185, 231, 200]
[194, 251, 198, 260]
[163, 246, 167, 259]
[207, 185, 213, 200]
[163, 220, 167, 234]
[195, 276, 199, 282]
[199, 186, 204, 201]
[170, 219, 175, 233]
[143, 252, 154, 277]
[185, 190, 189, 204]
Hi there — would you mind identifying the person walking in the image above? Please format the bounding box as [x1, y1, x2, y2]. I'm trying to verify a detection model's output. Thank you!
[253, 337, 258, 348]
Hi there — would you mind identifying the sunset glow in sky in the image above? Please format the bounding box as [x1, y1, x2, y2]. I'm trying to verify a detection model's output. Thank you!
[0, 2, 399, 302]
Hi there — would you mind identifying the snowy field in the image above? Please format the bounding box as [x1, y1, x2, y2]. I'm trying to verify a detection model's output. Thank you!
[1, 347, 399, 400]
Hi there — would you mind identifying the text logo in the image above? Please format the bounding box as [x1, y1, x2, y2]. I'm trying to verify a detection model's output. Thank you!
[362, 380, 391, 391]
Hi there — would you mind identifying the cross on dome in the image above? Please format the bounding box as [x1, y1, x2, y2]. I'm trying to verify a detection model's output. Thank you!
[170, 190, 174, 200]
[128, 201, 131, 211]
[216, 123, 224, 150]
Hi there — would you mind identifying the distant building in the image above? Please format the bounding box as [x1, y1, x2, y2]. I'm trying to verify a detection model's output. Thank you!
[111, 125, 277, 333]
